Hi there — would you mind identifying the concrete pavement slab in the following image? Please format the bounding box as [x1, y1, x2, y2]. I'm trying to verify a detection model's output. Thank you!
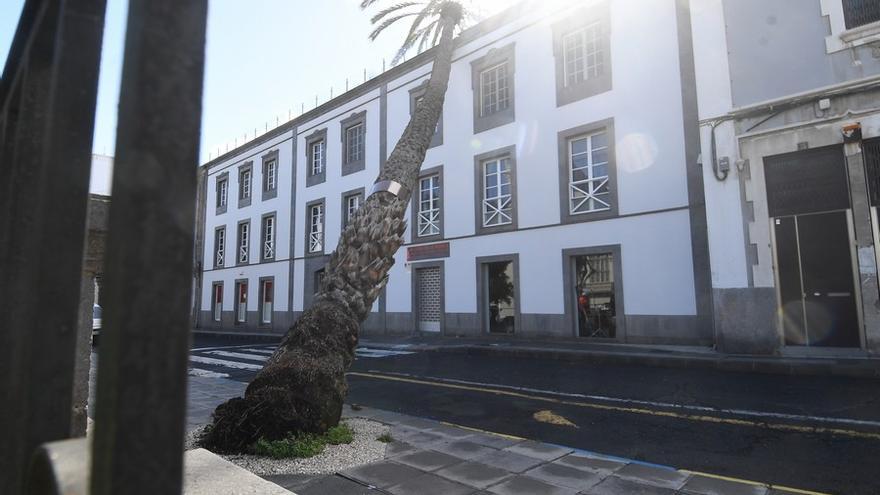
[296, 475, 374, 495]
[612, 463, 690, 490]
[504, 440, 573, 461]
[680, 475, 770, 495]
[432, 439, 499, 460]
[425, 423, 478, 439]
[461, 431, 524, 450]
[340, 461, 425, 489]
[393, 449, 462, 471]
[487, 475, 579, 495]
[523, 462, 606, 491]
[553, 453, 626, 474]
[584, 475, 678, 495]
[473, 449, 545, 473]
[385, 441, 416, 457]
[386, 471, 476, 495]
[434, 460, 512, 489]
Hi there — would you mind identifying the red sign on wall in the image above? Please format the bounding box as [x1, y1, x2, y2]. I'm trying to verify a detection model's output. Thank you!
[407, 242, 450, 262]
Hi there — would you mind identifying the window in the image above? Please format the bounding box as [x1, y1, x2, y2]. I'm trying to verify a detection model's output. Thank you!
[573, 253, 616, 338]
[234, 280, 247, 324]
[212, 283, 223, 322]
[482, 157, 513, 227]
[308, 202, 324, 254]
[237, 221, 249, 264]
[214, 227, 226, 268]
[843, 0, 880, 29]
[477, 254, 520, 335]
[470, 44, 515, 133]
[568, 131, 610, 214]
[261, 150, 278, 200]
[261, 214, 275, 261]
[305, 128, 327, 186]
[418, 175, 441, 237]
[343, 191, 363, 227]
[553, 5, 611, 106]
[563, 23, 603, 87]
[314, 268, 325, 295]
[215, 173, 228, 214]
[341, 110, 367, 175]
[480, 63, 510, 117]
[259, 278, 273, 325]
[558, 119, 617, 224]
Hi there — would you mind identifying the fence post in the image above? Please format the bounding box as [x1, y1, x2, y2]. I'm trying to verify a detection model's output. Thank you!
[89, 1, 208, 494]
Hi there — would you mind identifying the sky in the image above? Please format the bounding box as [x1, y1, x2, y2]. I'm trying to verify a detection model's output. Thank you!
[0, 0, 500, 164]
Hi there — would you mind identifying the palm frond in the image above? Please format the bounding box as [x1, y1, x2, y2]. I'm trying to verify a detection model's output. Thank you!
[369, 12, 420, 41]
[370, 2, 423, 24]
[417, 19, 440, 54]
[363, 0, 467, 66]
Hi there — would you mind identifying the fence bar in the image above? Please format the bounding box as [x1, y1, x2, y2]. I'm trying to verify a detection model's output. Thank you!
[89, 0, 208, 494]
[0, 1, 106, 493]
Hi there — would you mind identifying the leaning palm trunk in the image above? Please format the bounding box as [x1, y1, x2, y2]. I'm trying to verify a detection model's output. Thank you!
[201, 5, 461, 454]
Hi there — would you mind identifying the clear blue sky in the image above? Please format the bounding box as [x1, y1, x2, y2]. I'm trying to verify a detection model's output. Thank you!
[0, 1, 499, 164]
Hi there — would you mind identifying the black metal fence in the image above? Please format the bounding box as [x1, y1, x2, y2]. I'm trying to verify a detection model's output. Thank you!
[0, 0, 207, 493]
[843, 0, 880, 29]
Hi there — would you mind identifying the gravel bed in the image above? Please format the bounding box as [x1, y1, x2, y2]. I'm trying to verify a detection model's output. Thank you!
[185, 417, 390, 476]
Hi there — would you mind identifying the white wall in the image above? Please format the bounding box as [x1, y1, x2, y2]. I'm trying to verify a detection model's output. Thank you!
[89, 154, 114, 196]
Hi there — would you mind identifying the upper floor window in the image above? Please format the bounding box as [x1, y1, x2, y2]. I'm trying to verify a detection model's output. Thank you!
[215, 173, 228, 214]
[238, 162, 252, 208]
[418, 175, 441, 237]
[341, 111, 367, 175]
[261, 214, 275, 261]
[482, 157, 513, 228]
[843, 0, 880, 28]
[553, 4, 611, 106]
[262, 150, 278, 200]
[308, 202, 324, 254]
[237, 221, 250, 264]
[214, 227, 226, 268]
[305, 128, 327, 186]
[470, 44, 516, 134]
[568, 131, 610, 214]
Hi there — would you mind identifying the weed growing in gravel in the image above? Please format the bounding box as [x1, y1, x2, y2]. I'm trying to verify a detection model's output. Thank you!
[325, 423, 355, 445]
[376, 433, 394, 443]
[251, 422, 354, 458]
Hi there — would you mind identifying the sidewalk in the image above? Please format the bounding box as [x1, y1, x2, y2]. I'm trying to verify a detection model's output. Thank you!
[262, 405, 825, 495]
[358, 335, 880, 378]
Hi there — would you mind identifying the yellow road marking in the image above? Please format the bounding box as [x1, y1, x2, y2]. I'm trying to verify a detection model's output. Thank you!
[680, 470, 833, 495]
[348, 371, 880, 442]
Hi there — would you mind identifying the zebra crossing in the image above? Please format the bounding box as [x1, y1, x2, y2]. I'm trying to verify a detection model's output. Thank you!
[188, 344, 415, 380]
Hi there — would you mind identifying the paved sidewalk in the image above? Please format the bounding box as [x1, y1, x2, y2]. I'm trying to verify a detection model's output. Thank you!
[358, 335, 880, 378]
[262, 406, 824, 495]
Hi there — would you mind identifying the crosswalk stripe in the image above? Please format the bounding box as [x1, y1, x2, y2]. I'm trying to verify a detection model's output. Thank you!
[188, 368, 230, 378]
[206, 350, 269, 362]
[189, 355, 263, 371]
[245, 349, 275, 355]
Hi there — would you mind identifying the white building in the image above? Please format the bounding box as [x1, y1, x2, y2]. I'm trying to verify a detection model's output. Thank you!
[199, 0, 880, 353]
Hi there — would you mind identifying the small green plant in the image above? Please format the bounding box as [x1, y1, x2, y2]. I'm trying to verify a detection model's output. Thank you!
[376, 432, 394, 443]
[251, 434, 326, 459]
[324, 423, 355, 445]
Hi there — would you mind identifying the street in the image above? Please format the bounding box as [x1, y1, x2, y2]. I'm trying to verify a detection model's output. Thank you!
[187, 336, 880, 495]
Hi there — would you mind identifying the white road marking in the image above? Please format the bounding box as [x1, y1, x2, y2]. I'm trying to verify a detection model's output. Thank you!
[190, 343, 275, 352]
[356, 347, 415, 358]
[189, 355, 263, 371]
[206, 350, 269, 361]
[369, 371, 880, 429]
[188, 368, 230, 378]
[245, 348, 276, 355]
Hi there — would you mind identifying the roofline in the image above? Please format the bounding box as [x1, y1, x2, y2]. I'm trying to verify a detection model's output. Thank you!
[200, 0, 535, 170]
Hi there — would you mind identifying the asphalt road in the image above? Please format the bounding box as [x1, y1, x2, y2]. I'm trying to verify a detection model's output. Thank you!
[189, 335, 880, 494]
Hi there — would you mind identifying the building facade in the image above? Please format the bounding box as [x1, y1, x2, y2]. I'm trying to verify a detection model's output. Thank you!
[196, 0, 880, 355]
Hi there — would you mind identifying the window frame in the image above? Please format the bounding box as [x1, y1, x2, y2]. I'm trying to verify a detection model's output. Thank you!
[340, 110, 367, 175]
[238, 161, 253, 208]
[259, 276, 274, 327]
[236, 219, 250, 265]
[213, 226, 226, 269]
[234, 279, 248, 325]
[261, 149, 279, 200]
[552, 3, 612, 107]
[304, 128, 327, 186]
[475, 253, 521, 335]
[260, 211, 277, 262]
[557, 118, 618, 225]
[409, 81, 443, 148]
[470, 43, 515, 134]
[215, 171, 229, 215]
[211, 282, 223, 323]
[304, 198, 326, 256]
[340, 187, 365, 230]
[474, 146, 517, 236]
[411, 165, 444, 243]
[561, 245, 625, 340]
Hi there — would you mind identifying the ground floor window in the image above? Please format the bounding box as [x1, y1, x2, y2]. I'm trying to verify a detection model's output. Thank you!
[573, 253, 616, 338]
[260, 278, 273, 325]
[484, 260, 516, 334]
[212, 283, 223, 322]
[235, 281, 247, 323]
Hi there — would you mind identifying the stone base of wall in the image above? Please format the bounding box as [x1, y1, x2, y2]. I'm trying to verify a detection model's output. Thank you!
[713, 287, 779, 355]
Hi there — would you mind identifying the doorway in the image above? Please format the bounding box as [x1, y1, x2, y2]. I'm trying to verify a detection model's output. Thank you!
[480, 259, 518, 334]
[765, 146, 861, 348]
[415, 265, 442, 333]
[572, 253, 617, 338]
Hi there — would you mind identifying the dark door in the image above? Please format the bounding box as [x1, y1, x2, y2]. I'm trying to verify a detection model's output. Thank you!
[766, 146, 861, 348]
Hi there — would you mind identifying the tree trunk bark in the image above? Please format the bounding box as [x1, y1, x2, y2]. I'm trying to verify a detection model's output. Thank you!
[201, 8, 460, 454]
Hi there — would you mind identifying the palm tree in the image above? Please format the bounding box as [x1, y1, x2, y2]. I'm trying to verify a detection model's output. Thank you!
[201, 0, 466, 453]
